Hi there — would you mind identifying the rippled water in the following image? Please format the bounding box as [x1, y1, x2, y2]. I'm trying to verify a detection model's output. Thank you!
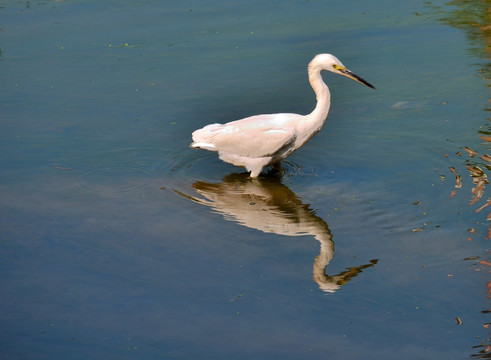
[2, 0, 491, 359]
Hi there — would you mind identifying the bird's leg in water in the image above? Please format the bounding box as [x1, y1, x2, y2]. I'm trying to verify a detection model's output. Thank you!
[269, 162, 285, 176]
[272, 162, 283, 172]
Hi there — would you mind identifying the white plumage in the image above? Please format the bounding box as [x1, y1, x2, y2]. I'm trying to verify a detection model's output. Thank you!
[190, 54, 375, 177]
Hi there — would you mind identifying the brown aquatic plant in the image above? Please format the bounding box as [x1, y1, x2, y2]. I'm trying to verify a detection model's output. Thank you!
[465, 146, 478, 157]
[450, 166, 463, 189]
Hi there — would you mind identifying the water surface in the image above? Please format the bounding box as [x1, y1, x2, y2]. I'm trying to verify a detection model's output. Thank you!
[1, 0, 491, 359]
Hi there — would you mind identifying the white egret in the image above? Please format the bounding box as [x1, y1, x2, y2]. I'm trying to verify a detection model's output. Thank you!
[190, 54, 375, 177]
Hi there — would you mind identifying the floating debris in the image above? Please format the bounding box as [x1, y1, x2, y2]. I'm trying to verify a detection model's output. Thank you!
[449, 167, 462, 189]
[391, 101, 409, 109]
[230, 293, 243, 302]
[464, 146, 477, 157]
[450, 189, 457, 198]
[470, 177, 487, 205]
[455, 317, 463, 326]
[466, 165, 486, 178]
[475, 198, 491, 213]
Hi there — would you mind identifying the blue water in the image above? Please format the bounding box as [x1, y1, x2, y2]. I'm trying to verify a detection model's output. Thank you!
[1, 0, 491, 359]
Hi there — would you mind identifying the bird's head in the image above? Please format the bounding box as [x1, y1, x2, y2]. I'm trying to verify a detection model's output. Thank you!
[310, 53, 376, 89]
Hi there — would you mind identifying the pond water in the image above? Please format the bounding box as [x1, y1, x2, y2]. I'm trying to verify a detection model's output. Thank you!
[2, 0, 491, 359]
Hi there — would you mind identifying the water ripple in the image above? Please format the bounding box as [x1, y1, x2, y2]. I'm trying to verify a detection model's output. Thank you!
[70, 147, 160, 196]
[77, 165, 155, 195]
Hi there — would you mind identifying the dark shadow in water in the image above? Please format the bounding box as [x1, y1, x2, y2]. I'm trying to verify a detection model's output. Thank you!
[174, 172, 377, 293]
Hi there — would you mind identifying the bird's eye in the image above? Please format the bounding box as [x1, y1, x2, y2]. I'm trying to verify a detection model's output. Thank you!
[332, 64, 338, 69]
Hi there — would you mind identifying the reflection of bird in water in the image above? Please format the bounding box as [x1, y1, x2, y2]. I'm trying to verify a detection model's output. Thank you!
[190, 54, 375, 177]
[175, 173, 377, 293]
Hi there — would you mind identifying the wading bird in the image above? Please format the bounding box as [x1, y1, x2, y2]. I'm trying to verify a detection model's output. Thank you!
[190, 54, 375, 177]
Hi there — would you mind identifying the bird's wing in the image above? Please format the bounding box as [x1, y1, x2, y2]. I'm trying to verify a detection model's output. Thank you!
[209, 114, 299, 158]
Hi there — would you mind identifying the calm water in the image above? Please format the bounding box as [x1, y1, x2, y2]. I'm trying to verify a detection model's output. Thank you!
[2, 0, 491, 359]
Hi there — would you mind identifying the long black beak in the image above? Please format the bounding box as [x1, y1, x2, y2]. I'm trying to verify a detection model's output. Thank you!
[341, 68, 376, 89]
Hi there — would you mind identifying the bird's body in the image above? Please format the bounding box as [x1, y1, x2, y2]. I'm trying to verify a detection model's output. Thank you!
[190, 54, 375, 177]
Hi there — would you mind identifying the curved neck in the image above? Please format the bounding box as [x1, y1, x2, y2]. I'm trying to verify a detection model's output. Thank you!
[308, 66, 331, 123]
